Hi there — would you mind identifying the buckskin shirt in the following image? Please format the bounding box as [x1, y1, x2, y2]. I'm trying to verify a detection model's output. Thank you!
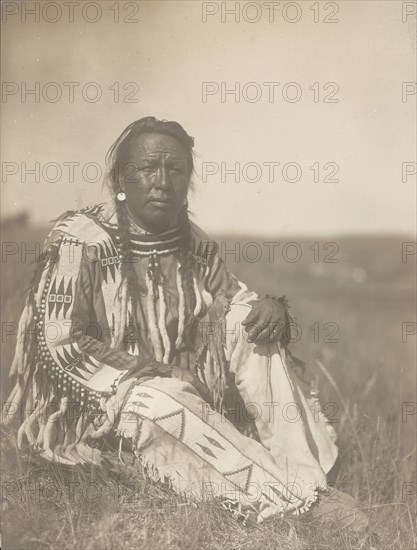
[4, 200, 338, 523]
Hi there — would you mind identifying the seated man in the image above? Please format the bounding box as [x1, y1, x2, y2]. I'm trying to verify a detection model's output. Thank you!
[3, 117, 370, 538]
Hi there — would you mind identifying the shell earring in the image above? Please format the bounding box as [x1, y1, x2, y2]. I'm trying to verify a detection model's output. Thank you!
[117, 176, 126, 202]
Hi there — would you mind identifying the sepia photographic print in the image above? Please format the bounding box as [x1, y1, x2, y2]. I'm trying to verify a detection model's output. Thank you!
[1, 1, 416, 549]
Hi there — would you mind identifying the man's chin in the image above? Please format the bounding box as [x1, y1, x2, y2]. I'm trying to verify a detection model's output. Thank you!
[142, 215, 173, 234]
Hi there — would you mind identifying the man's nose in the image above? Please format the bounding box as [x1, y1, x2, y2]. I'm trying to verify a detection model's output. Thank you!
[155, 165, 170, 190]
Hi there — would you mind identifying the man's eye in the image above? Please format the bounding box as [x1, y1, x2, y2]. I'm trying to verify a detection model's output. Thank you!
[169, 166, 184, 174]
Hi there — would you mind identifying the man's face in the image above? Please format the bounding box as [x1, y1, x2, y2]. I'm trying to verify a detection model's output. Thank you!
[121, 133, 190, 233]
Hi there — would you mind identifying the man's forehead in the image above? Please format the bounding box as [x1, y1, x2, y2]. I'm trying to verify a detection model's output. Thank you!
[126, 133, 186, 159]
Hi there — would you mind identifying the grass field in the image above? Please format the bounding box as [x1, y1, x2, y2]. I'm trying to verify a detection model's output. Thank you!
[1, 223, 416, 549]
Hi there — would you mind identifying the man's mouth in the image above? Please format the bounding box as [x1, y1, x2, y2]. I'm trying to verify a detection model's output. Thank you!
[148, 197, 172, 206]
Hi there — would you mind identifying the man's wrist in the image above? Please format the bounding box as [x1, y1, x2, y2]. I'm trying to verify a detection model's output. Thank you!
[260, 294, 290, 309]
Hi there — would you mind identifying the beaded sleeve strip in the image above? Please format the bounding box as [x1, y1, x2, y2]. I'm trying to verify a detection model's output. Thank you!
[33, 250, 105, 422]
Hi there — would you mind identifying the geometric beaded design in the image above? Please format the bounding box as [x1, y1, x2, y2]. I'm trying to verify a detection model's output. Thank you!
[35, 257, 106, 414]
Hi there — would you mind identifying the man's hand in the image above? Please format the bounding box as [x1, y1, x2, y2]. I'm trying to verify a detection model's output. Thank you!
[241, 297, 289, 344]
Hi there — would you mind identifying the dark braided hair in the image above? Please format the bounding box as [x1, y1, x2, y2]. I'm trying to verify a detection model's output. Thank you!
[105, 117, 196, 352]
[177, 205, 197, 316]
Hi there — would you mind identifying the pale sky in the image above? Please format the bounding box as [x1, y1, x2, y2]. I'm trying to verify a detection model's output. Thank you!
[1, 0, 416, 236]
